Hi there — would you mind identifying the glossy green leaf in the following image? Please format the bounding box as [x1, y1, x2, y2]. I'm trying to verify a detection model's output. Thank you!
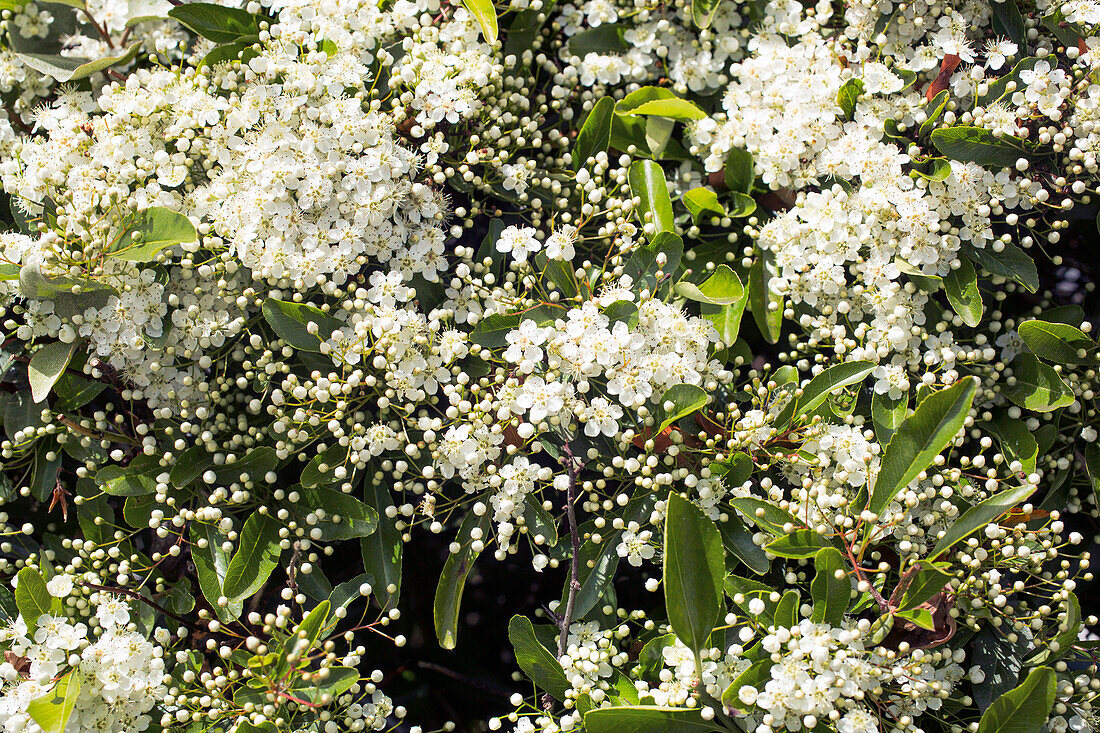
[724, 147, 754, 193]
[868, 378, 978, 515]
[871, 390, 907, 443]
[567, 24, 627, 54]
[836, 77, 864, 118]
[810, 548, 848, 625]
[261, 298, 344, 352]
[28, 340, 78, 404]
[169, 445, 213, 488]
[674, 264, 743, 306]
[962, 243, 1038, 293]
[28, 671, 80, 733]
[628, 160, 675, 238]
[191, 522, 242, 621]
[109, 207, 197, 262]
[508, 615, 570, 700]
[461, 0, 498, 43]
[1017, 320, 1096, 365]
[983, 417, 1039, 474]
[943, 257, 983, 327]
[222, 513, 282, 603]
[928, 483, 1036, 560]
[95, 465, 156, 496]
[434, 512, 489, 649]
[931, 126, 1026, 168]
[774, 361, 876, 429]
[16, 42, 141, 83]
[765, 530, 833, 558]
[168, 3, 260, 42]
[15, 567, 51, 633]
[301, 443, 349, 488]
[718, 513, 769, 575]
[616, 87, 706, 121]
[293, 486, 378, 541]
[664, 493, 724, 658]
[361, 479, 403, 610]
[730, 497, 797, 536]
[720, 657, 774, 710]
[1002, 354, 1075, 412]
[977, 666, 1056, 733]
[583, 706, 713, 733]
[572, 97, 615, 171]
[623, 231, 682, 294]
[897, 564, 952, 611]
[1024, 593, 1081, 665]
[748, 250, 782, 344]
[656, 383, 707, 433]
[682, 187, 725, 224]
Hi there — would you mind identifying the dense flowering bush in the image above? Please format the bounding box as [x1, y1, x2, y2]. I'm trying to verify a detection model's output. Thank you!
[1, 0, 1100, 730]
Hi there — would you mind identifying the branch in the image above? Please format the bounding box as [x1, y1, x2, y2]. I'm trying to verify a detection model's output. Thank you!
[556, 442, 582, 658]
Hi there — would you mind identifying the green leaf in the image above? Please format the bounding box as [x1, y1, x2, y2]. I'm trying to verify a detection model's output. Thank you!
[810, 548, 848, 625]
[691, 0, 722, 28]
[931, 126, 1026, 168]
[897, 564, 952, 611]
[963, 244, 1039, 293]
[199, 40, 259, 68]
[16, 42, 142, 83]
[723, 148, 754, 194]
[361, 479, 402, 610]
[730, 497, 798, 536]
[616, 87, 707, 121]
[566, 24, 627, 55]
[663, 493, 724, 658]
[278, 600, 330, 674]
[508, 615, 570, 700]
[977, 666, 1056, 733]
[774, 589, 799, 628]
[169, 445, 213, 488]
[261, 299, 344, 352]
[774, 361, 877, 429]
[943, 257, 983, 327]
[748, 250, 782, 344]
[289, 666, 360, 704]
[563, 534, 621, 620]
[1017, 320, 1096, 365]
[623, 231, 682, 294]
[721, 658, 774, 710]
[28, 341, 78, 404]
[871, 390, 907, 443]
[301, 443, 349, 488]
[972, 627, 1032, 711]
[682, 187, 725, 225]
[656, 384, 707, 433]
[674, 264, 743, 305]
[725, 574, 778, 623]
[573, 97, 615, 171]
[293, 486, 378, 540]
[1025, 593, 1081, 665]
[1002, 354, 1075, 412]
[919, 90, 951, 139]
[868, 378, 978, 515]
[1085, 442, 1100, 508]
[727, 191, 756, 217]
[434, 511, 489, 649]
[191, 523, 243, 621]
[52, 373, 105, 412]
[95, 465, 156, 497]
[991, 0, 1027, 47]
[628, 160, 675, 238]
[718, 512, 769, 575]
[983, 417, 1039, 475]
[928, 483, 1036, 560]
[15, 567, 51, 633]
[109, 207, 197, 261]
[836, 77, 864, 118]
[584, 706, 713, 733]
[168, 3, 260, 42]
[461, 0, 498, 44]
[222, 513, 282, 603]
[702, 293, 748, 347]
[765, 530, 833, 558]
[28, 671, 80, 733]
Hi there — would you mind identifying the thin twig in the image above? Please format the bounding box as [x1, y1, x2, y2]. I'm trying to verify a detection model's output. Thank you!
[556, 442, 583, 658]
[80, 581, 201, 630]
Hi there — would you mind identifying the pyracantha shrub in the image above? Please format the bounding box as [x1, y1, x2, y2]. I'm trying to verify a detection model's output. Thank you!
[1, 0, 1100, 730]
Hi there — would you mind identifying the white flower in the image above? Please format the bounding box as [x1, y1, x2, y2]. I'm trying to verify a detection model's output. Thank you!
[46, 574, 73, 598]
